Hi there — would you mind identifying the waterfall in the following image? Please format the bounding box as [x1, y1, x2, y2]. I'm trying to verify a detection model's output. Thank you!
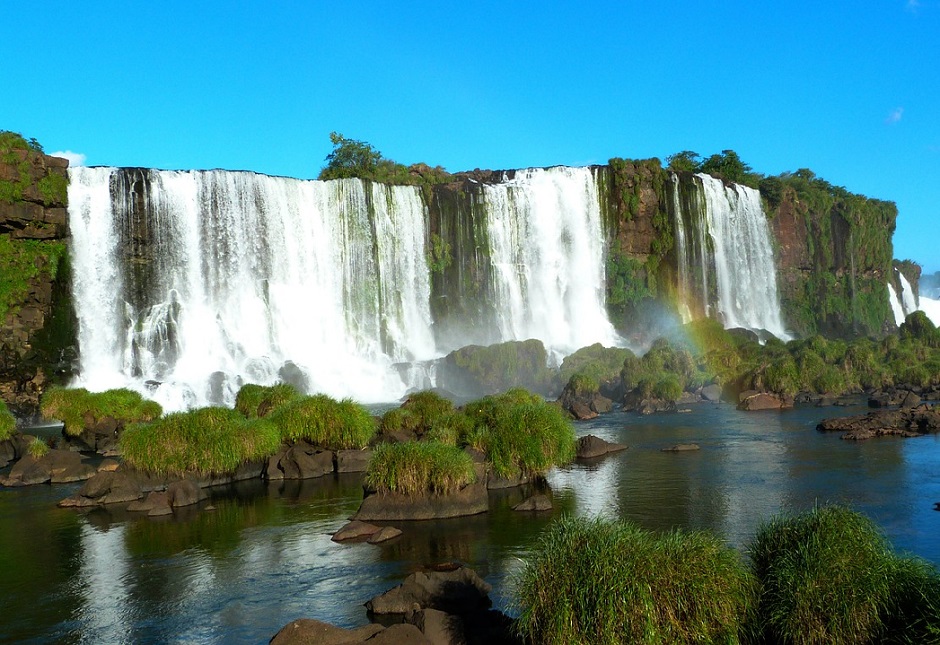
[888, 283, 906, 326]
[481, 167, 619, 356]
[672, 172, 789, 339]
[68, 168, 436, 410]
[898, 272, 919, 315]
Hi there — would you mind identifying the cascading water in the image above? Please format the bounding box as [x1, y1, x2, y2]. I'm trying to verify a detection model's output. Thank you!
[673, 172, 789, 339]
[481, 167, 619, 356]
[888, 283, 906, 326]
[68, 168, 436, 410]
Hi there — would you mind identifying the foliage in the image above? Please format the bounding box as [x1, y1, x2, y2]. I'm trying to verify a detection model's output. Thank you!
[0, 235, 67, 321]
[317, 132, 452, 186]
[27, 436, 49, 458]
[666, 150, 702, 173]
[514, 515, 753, 645]
[0, 398, 14, 441]
[622, 337, 712, 402]
[427, 232, 452, 274]
[463, 391, 575, 478]
[699, 150, 760, 188]
[748, 505, 940, 645]
[558, 343, 633, 386]
[364, 440, 476, 496]
[606, 251, 653, 316]
[266, 394, 376, 449]
[234, 383, 301, 419]
[448, 339, 553, 395]
[121, 407, 281, 476]
[566, 372, 600, 397]
[899, 310, 940, 348]
[40, 387, 162, 437]
[379, 390, 455, 437]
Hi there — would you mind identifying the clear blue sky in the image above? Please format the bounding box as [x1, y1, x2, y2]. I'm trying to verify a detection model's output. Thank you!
[4, 1, 938, 271]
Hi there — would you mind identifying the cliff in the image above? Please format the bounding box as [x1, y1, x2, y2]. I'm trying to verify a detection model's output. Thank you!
[0, 132, 75, 415]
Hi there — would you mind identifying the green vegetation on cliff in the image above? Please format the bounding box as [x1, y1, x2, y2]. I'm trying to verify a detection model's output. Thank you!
[0, 398, 15, 440]
[318, 132, 452, 186]
[0, 235, 67, 322]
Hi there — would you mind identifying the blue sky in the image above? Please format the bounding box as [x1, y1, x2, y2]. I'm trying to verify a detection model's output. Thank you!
[4, 1, 938, 271]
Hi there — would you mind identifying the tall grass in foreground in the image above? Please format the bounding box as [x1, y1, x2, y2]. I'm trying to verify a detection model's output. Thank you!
[234, 383, 301, 419]
[749, 505, 940, 644]
[365, 441, 476, 495]
[514, 515, 752, 644]
[0, 398, 14, 441]
[267, 394, 375, 449]
[121, 407, 281, 476]
[40, 387, 162, 436]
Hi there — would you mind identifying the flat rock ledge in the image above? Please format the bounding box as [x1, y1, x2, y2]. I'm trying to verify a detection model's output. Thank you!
[575, 434, 627, 459]
[352, 480, 489, 522]
[817, 404, 940, 441]
[662, 443, 701, 452]
[332, 521, 403, 544]
[1, 448, 98, 487]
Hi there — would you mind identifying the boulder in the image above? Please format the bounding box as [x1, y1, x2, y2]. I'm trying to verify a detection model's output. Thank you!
[512, 494, 552, 512]
[575, 434, 627, 459]
[817, 405, 940, 440]
[353, 481, 488, 521]
[270, 619, 384, 645]
[568, 401, 597, 420]
[266, 442, 334, 480]
[485, 470, 531, 490]
[701, 384, 722, 402]
[1, 449, 96, 486]
[365, 565, 492, 616]
[365, 624, 431, 645]
[662, 443, 701, 452]
[58, 467, 168, 507]
[336, 449, 372, 473]
[738, 392, 784, 411]
[901, 391, 922, 409]
[167, 479, 208, 507]
[127, 491, 173, 516]
[332, 520, 381, 542]
[368, 526, 403, 544]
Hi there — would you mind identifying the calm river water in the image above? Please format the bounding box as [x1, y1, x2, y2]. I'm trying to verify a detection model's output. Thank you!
[2, 403, 938, 644]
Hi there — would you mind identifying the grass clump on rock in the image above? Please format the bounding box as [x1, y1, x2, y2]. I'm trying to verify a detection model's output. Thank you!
[365, 440, 476, 496]
[379, 390, 454, 437]
[267, 394, 375, 449]
[121, 407, 281, 476]
[234, 382, 301, 419]
[0, 399, 15, 441]
[464, 389, 575, 478]
[40, 387, 162, 436]
[748, 505, 940, 644]
[514, 515, 753, 644]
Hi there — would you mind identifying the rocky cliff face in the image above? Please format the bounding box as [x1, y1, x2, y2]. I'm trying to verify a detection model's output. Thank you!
[0, 137, 74, 416]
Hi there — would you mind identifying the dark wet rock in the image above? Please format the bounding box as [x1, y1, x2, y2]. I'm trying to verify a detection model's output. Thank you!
[575, 434, 627, 459]
[332, 520, 381, 542]
[738, 392, 792, 411]
[167, 479, 208, 507]
[512, 494, 552, 512]
[485, 470, 531, 490]
[266, 442, 334, 480]
[127, 491, 172, 516]
[818, 404, 940, 440]
[662, 443, 700, 452]
[568, 401, 597, 420]
[901, 391, 922, 409]
[58, 466, 168, 507]
[353, 481, 488, 521]
[336, 449, 372, 473]
[97, 458, 120, 472]
[365, 565, 492, 616]
[368, 526, 403, 544]
[269, 618, 384, 645]
[366, 624, 431, 645]
[1, 448, 96, 486]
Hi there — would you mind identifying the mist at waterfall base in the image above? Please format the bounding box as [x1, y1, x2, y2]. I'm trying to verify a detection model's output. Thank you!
[67, 166, 791, 410]
[888, 269, 940, 327]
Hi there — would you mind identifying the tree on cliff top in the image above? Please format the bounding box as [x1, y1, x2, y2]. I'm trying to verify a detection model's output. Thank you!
[318, 132, 384, 180]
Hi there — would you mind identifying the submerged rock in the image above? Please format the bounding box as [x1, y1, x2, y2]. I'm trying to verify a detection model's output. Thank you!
[512, 494, 552, 512]
[365, 565, 492, 616]
[353, 481, 488, 521]
[575, 434, 627, 459]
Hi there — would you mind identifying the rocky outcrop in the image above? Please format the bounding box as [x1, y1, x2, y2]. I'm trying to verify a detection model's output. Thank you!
[817, 404, 940, 440]
[738, 391, 793, 411]
[1, 448, 97, 486]
[352, 480, 489, 522]
[0, 139, 74, 416]
[575, 434, 627, 459]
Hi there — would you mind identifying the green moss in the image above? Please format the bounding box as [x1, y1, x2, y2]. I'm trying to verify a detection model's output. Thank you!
[267, 394, 376, 449]
[558, 343, 633, 387]
[0, 399, 15, 441]
[447, 339, 553, 395]
[40, 387, 162, 437]
[121, 407, 281, 476]
[37, 172, 68, 206]
[365, 440, 476, 495]
[0, 235, 67, 321]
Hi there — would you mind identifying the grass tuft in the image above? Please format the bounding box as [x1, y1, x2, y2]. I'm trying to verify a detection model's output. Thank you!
[40, 387, 162, 436]
[267, 394, 376, 449]
[365, 440, 476, 496]
[514, 515, 752, 644]
[0, 398, 15, 441]
[234, 382, 301, 419]
[27, 436, 49, 458]
[121, 407, 281, 476]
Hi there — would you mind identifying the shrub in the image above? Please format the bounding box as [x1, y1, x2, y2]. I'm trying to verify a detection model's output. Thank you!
[653, 374, 683, 402]
[514, 515, 753, 645]
[424, 410, 474, 446]
[267, 394, 376, 449]
[558, 343, 633, 386]
[234, 383, 300, 419]
[0, 399, 15, 441]
[40, 387, 162, 437]
[748, 505, 898, 644]
[379, 390, 455, 438]
[27, 436, 49, 458]
[121, 407, 281, 476]
[566, 372, 600, 397]
[764, 356, 800, 396]
[365, 441, 476, 495]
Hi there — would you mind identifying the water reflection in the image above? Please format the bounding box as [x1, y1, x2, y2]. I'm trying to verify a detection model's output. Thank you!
[2, 404, 939, 643]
